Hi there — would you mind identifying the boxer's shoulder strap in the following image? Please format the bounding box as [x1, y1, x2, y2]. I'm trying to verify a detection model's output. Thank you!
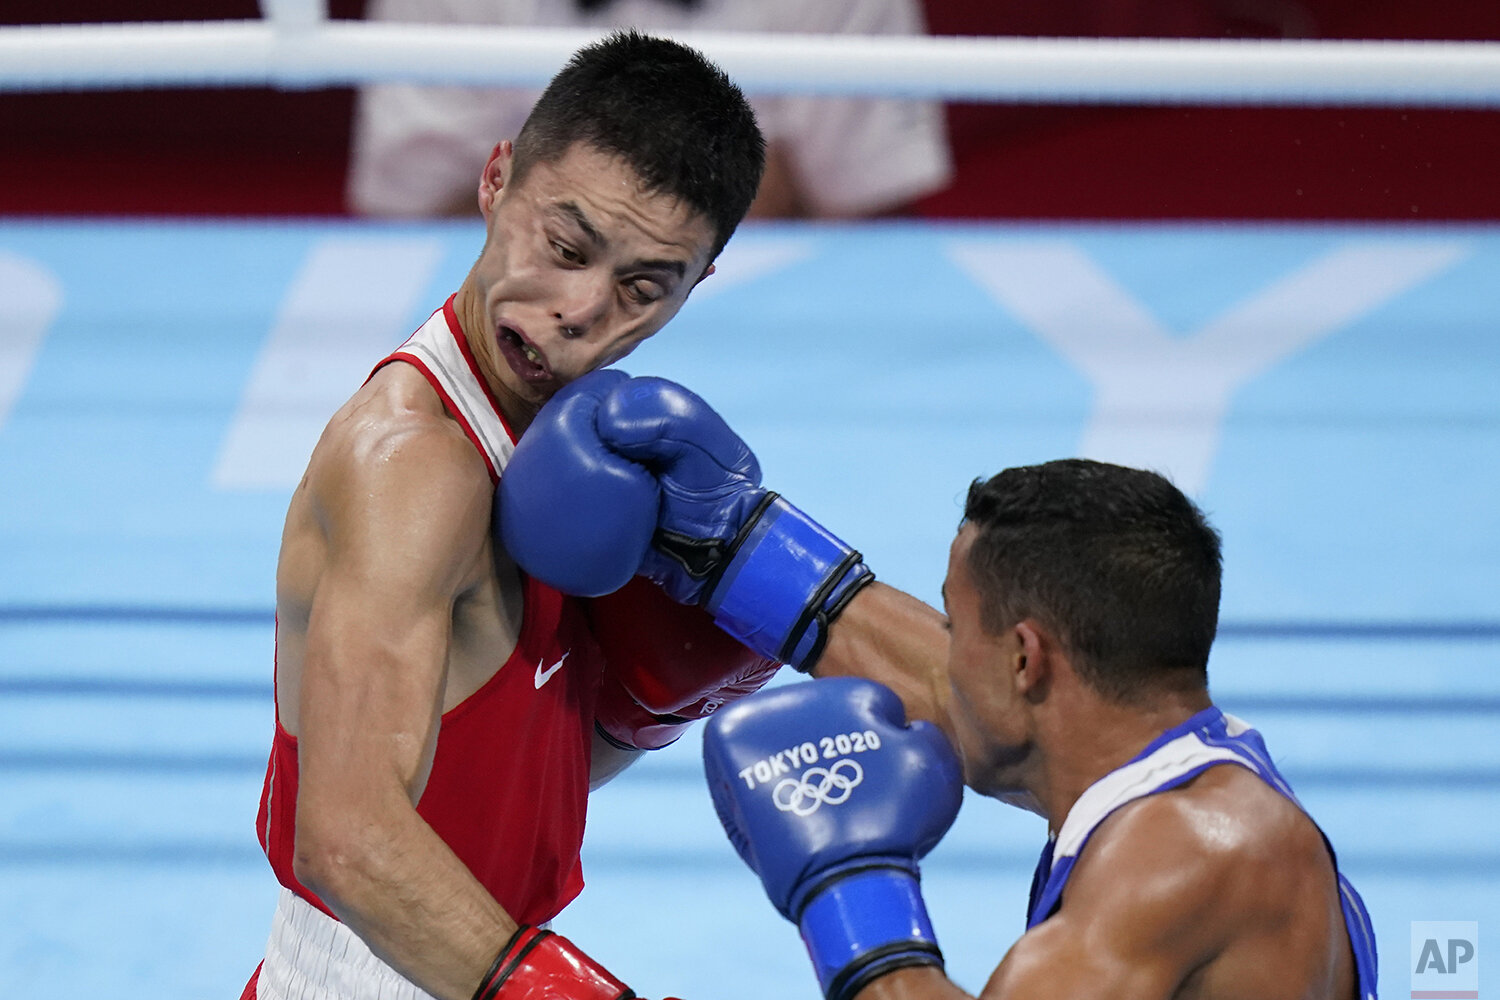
[375, 296, 517, 484]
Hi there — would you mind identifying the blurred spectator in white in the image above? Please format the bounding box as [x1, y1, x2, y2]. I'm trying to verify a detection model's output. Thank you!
[347, 0, 953, 219]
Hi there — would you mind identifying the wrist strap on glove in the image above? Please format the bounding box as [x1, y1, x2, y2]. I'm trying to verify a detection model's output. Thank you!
[795, 864, 944, 1000]
[692, 494, 875, 673]
[594, 713, 692, 752]
[473, 926, 635, 1000]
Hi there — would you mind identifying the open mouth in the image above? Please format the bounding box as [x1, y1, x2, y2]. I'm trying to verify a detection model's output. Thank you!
[497, 326, 553, 383]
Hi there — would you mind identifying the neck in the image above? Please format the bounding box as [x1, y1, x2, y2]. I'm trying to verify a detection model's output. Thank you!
[1033, 686, 1212, 835]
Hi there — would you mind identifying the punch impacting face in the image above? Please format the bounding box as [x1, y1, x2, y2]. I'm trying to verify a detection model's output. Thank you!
[462, 31, 766, 420]
[497, 371, 873, 674]
[473, 143, 718, 401]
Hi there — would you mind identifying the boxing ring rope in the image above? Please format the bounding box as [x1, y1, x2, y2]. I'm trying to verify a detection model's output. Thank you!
[3, 10, 1500, 106]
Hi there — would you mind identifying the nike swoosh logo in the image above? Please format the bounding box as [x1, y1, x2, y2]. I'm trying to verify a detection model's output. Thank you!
[534, 651, 570, 690]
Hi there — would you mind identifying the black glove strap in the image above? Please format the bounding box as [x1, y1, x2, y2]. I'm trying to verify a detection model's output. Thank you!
[826, 945, 944, 1000]
[593, 717, 689, 753]
[473, 926, 546, 1000]
[780, 554, 874, 669]
[655, 490, 782, 592]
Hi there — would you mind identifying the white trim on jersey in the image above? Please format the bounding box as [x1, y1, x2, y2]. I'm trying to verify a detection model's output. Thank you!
[1053, 732, 1249, 862]
[396, 308, 515, 474]
[1221, 713, 1252, 737]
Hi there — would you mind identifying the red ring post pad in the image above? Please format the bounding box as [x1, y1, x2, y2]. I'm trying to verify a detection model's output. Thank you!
[703, 495, 874, 671]
[795, 863, 945, 1000]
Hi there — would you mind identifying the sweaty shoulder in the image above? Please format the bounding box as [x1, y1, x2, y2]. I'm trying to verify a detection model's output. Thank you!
[1060, 763, 1353, 1000]
[280, 362, 495, 625]
[313, 362, 486, 509]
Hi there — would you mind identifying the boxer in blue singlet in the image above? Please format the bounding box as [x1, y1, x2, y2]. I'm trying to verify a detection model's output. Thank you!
[700, 459, 1378, 1000]
[498, 367, 1379, 998]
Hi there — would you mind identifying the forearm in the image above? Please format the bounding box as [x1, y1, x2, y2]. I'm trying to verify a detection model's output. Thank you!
[298, 800, 515, 1000]
[813, 582, 951, 732]
[589, 729, 645, 789]
[295, 663, 510, 997]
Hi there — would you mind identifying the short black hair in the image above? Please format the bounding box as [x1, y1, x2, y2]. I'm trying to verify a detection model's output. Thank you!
[962, 459, 1223, 703]
[513, 29, 766, 260]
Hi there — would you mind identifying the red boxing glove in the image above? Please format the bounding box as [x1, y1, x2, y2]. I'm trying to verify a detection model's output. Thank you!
[473, 927, 631, 1000]
[594, 673, 695, 751]
[593, 661, 779, 750]
[587, 577, 781, 750]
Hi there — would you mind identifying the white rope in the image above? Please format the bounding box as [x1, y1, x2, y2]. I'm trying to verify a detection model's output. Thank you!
[3, 20, 1500, 106]
[259, 0, 327, 32]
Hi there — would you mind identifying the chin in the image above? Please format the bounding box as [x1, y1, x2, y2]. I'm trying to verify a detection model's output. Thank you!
[965, 744, 1039, 812]
[968, 768, 1042, 815]
[993, 788, 1047, 818]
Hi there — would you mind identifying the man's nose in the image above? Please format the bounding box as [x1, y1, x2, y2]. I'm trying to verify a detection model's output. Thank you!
[553, 269, 613, 338]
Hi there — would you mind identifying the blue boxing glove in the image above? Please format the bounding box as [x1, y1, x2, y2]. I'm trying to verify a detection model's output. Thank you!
[703, 678, 963, 1000]
[499, 371, 873, 672]
[496, 369, 660, 597]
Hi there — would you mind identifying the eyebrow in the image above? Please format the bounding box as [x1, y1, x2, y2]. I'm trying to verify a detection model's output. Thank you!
[637, 257, 688, 281]
[554, 201, 596, 240]
[555, 201, 688, 280]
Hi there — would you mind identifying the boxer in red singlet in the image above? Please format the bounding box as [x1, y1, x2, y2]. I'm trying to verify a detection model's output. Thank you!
[239, 31, 768, 1000]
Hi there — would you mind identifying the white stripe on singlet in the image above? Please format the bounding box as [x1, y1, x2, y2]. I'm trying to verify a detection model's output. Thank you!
[257, 888, 438, 1000]
[394, 308, 514, 475]
[1053, 731, 1248, 862]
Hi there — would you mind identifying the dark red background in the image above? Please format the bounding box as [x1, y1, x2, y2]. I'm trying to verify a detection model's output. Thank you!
[3, 0, 1498, 218]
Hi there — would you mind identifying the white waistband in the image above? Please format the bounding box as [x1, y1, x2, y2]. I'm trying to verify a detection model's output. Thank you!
[256, 888, 438, 1000]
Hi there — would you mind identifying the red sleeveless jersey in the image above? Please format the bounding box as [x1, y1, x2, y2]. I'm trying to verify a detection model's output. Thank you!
[254, 296, 603, 926]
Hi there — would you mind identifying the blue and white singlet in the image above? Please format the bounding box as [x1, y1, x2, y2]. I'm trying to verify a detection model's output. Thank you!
[1025, 706, 1378, 1000]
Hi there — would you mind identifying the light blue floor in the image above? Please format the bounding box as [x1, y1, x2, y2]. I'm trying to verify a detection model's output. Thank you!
[1, 218, 1497, 998]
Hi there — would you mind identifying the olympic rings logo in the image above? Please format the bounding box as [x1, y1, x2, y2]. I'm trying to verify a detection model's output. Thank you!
[771, 758, 864, 816]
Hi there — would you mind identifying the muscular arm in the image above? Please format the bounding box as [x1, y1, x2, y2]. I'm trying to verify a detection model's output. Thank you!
[812, 582, 951, 733]
[290, 418, 515, 1000]
[842, 891, 1192, 1000]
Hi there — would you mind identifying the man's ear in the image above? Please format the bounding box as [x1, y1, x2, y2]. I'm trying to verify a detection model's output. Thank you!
[687, 262, 717, 293]
[1013, 619, 1053, 702]
[679, 261, 716, 303]
[479, 141, 514, 217]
